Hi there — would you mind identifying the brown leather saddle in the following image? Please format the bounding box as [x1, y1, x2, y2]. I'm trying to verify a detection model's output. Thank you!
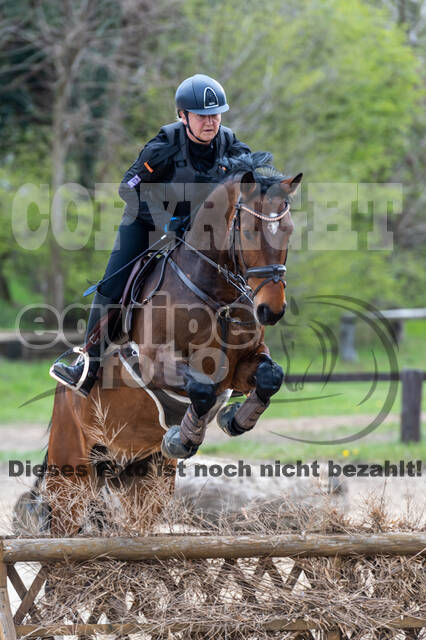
[83, 249, 170, 353]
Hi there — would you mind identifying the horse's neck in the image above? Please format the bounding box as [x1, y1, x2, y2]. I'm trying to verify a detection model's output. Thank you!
[184, 179, 237, 267]
[174, 179, 239, 300]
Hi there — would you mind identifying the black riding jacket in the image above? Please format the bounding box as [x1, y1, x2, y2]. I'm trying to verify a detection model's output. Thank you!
[118, 122, 250, 227]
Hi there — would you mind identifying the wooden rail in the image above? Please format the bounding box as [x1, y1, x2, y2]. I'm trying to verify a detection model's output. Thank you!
[12, 617, 426, 639]
[339, 307, 426, 361]
[2, 533, 426, 562]
[1, 534, 425, 640]
[0, 330, 83, 360]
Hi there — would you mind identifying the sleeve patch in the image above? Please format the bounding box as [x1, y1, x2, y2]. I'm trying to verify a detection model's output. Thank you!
[127, 175, 142, 188]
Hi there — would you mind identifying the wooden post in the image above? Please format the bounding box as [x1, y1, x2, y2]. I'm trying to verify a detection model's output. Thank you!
[401, 369, 423, 442]
[339, 315, 357, 362]
[0, 546, 16, 640]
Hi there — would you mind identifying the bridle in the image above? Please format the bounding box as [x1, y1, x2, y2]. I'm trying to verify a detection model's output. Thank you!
[167, 193, 291, 321]
[230, 196, 290, 297]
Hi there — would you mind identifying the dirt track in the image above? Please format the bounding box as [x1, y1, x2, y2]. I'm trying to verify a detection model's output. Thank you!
[0, 411, 411, 451]
[0, 418, 425, 535]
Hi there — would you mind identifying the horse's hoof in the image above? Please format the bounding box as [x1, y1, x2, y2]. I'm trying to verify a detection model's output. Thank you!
[161, 425, 199, 459]
[217, 403, 244, 436]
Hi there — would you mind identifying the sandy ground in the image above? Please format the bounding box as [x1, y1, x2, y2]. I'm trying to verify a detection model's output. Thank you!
[0, 417, 425, 535]
[0, 419, 425, 620]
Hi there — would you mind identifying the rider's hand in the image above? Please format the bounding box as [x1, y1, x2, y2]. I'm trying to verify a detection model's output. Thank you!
[164, 215, 190, 238]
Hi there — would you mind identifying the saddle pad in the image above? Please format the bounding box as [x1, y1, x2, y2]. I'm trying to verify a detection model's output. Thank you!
[118, 342, 190, 430]
[118, 342, 232, 431]
[151, 388, 191, 429]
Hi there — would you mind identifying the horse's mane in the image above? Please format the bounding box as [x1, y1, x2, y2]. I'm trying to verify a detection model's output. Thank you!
[220, 151, 286, 193]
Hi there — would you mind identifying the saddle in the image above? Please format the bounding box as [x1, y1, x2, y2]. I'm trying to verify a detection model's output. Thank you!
[83, 217, 191, 355]
[83, 249, 169, 354]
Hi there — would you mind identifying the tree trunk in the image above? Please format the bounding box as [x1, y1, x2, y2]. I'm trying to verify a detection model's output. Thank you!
[0, 263, 12, 303]
[50, 81, 67, 314]
[397, 0, 406, 25]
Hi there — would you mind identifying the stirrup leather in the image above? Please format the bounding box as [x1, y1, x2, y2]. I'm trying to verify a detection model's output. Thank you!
[49, 347, 91, 396]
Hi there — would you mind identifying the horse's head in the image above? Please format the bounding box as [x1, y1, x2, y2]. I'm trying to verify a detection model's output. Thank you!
[184, 152, 302, 327]
[227, 156, 302, 325]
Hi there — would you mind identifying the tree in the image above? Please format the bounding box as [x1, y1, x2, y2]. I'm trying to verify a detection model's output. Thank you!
[0, 0, 180, 312]
[151, 0, 423, 320]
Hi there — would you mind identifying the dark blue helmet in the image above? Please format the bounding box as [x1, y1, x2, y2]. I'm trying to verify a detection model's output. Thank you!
[175, 74, 229, 115]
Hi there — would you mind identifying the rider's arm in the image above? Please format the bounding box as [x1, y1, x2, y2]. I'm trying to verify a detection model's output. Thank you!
[118, 131, 175, 225]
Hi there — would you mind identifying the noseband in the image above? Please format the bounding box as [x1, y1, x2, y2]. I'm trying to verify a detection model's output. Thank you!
[231, 198, 290, 296]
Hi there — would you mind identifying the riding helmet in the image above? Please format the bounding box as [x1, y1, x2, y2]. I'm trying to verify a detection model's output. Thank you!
[175, 74, 229, 115]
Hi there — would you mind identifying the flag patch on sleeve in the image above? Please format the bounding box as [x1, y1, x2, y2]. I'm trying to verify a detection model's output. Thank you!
[127, 175, 142, 188]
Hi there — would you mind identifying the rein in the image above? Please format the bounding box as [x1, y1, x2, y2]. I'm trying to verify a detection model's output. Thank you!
[132, 195, 291, 328]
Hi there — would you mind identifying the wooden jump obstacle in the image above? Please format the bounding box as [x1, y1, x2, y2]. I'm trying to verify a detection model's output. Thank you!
[1, 533, 425, 639]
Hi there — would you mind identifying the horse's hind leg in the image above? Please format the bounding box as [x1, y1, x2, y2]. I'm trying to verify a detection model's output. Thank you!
[12, 452, 52, 535]
[45, 392, 98, 536]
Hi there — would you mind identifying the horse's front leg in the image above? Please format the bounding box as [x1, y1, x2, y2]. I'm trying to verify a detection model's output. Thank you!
[217, 356, 283, 437]
[161, 368, 217, 459]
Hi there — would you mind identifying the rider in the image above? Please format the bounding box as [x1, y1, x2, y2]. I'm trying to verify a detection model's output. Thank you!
[50, 73, 251, 397]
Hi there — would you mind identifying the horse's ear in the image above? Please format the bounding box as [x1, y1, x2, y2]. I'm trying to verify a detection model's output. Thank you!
[281, 172, 303, 195]
[240, 171, 257, 197]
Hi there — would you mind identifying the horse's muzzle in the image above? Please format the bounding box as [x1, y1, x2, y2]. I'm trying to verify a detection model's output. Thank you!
[256, 303, 285, 326]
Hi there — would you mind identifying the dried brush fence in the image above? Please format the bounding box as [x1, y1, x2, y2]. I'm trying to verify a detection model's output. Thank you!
[0, 533, 425, 640]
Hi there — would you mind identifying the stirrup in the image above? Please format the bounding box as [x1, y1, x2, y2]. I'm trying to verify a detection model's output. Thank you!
[49, 347, 91, 398]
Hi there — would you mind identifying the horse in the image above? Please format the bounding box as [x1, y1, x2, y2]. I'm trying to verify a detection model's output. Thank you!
[43, 152, 302, 536]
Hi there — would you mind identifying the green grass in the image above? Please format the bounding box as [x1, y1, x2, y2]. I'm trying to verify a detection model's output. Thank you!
[0, 359, 55, 424]
[0, 449, 44, 463]
[200, 439, 426, 464]
[262, 320, 426, 419]
[261, 380, 426, 419]
[269, 319, 426, 373]
[200, 421, 426, 463]
[0, 322, 424, 443]
[1, 361, 420, 425]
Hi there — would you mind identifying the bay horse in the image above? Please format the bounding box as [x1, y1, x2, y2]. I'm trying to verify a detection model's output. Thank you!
[44, 152, 302, 535]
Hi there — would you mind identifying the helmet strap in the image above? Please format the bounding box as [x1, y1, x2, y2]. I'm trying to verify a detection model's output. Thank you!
[184, 110, 210, 144]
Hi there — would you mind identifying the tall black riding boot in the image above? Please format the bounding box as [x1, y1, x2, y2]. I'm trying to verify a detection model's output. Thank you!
[50, 291, 117, 397]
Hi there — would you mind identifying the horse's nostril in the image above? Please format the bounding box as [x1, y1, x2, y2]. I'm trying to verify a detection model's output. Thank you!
[257, 304, 269, 324]
[256, 303, 285, 326]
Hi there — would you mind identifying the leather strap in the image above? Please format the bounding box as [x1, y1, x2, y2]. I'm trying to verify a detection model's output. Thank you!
[168, 258, 222, 311]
